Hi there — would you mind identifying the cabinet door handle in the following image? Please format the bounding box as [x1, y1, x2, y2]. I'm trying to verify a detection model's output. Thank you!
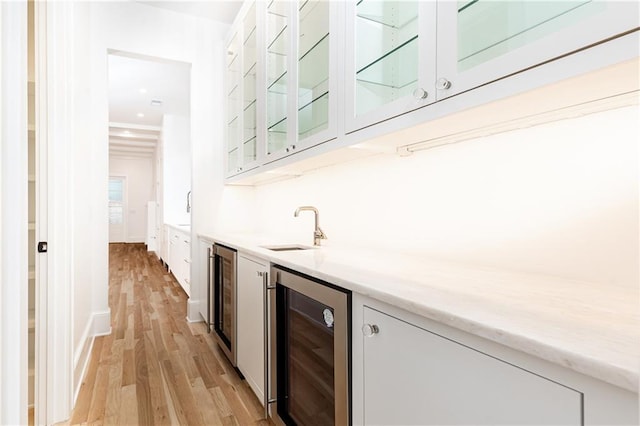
[362, 323, 379, 337]
[264, 271, 276, 419]
[436, 78, 452, 90]
[207, 247, 214, 334]
[413, 87, 428, 100]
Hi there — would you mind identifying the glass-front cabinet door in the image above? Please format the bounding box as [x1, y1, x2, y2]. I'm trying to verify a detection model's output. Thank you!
[226, 32, 241, 176]
[242, 2, 259, 168]
[436, 1, 639, 100]
[265, 0, 340, 163]
[226, 1, 262, 178]
[266, 0, 291, 157]
[345, 1, 437, 134]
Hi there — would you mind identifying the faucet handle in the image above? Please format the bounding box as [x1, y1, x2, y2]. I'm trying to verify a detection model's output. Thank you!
[315, 227, 327, 240]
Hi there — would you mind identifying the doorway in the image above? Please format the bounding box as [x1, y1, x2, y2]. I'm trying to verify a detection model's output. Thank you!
[107, 52, 191, 257]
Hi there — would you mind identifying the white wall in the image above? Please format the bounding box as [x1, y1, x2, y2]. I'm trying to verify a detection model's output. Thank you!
[86, 0, 229, 342]
[246, 105, 639, 287]
[0, 2, 29, 424]
[162, 114, 191, 225]
[109, 155, 155, 242]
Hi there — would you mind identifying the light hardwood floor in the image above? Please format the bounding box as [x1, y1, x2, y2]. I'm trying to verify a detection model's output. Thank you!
[68, 243, 268, 425]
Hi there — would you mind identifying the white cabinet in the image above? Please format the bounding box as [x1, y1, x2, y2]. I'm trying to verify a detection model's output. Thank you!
[361, 306, 581, 425]
[236, 253, 268, 404]
[344, 1, 437, 133]
[353, 295, 638, 426]
[225, 0, 639, 181]
[197, 237, 214, 323]
[435, 1, 639, 99]
[167, 226, 191, 296]
[226, 1, 263, 178]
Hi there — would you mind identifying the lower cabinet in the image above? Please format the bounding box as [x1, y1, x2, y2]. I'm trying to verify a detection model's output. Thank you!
[237, 252, 268, 404]
[363, 307, 579, 425]
[166, 226, 191, 296]
[353, 295, 638, 425]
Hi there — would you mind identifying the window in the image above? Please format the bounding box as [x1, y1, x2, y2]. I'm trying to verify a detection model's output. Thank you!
[109, 177, 124, 225]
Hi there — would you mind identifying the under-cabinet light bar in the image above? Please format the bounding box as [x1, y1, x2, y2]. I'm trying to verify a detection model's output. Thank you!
[397, 91, 638, 156]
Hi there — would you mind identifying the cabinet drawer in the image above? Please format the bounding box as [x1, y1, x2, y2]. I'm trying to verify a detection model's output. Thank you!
[362, 306, 581, 425]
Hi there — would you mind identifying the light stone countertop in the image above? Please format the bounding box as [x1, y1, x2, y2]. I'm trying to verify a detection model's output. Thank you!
[166, 223, 191, 233]
[199, 231, 639, 393]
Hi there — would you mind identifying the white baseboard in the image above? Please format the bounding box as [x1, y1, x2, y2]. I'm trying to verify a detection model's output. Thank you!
[72, 310, 112, 405]
[186, 299, 203, 323]
[92, 310, 111, 336]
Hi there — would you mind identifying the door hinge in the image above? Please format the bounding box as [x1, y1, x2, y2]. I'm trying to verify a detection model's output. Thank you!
[37, 241, 48, 253]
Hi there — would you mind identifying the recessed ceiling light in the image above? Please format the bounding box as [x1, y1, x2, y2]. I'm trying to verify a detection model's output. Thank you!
[138, 88, 147, 94]
[137, 113, 145, 118]
[123, 130, 131, 136]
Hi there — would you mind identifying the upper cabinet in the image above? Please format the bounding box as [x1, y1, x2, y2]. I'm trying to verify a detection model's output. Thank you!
[264, 0, 340, 163]
[224, 0, 639, 181]
[265, 0, 290, 157]
[344, 1, 437, 133]
[436, 1, 639, 99]
[226, 1, 262, 178]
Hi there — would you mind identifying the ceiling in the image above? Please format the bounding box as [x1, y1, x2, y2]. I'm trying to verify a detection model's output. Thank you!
[137, 1, 243, 24]
[108, 54, 191, 158]
[108, 1, 243, 159]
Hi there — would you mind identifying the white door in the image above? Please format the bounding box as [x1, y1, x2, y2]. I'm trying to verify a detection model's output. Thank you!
[108, 176, 126, 242]
[237, 254, 268, 404]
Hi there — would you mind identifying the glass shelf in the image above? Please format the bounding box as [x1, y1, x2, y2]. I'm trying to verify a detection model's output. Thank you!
[299, 0, 329, 58]
[227, 148, 239, 173]
[268, 69, 287, 92]
[227, 34, 239, 67]
[267, 88, 287, 127]
[243, 2, 257, 43]
[356, 36, 418, 88]
[299, 34, 329, 93]
[243, 64, 256, 105]
[243, 101, 256, 144]
[227, 116, 239, 151]
[298, 91, 329, 138]
[244, 33, 257, 75]
[357, 0, 419, 29]
[268, 0, 289, 154]
[243, 137, 257, 163]
[457, 0, 596, 71]
[227, 82, 239, 99]
[268, 24, 288, 56]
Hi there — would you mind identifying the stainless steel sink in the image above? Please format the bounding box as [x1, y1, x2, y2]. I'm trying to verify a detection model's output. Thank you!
[260, 244, 316, 252]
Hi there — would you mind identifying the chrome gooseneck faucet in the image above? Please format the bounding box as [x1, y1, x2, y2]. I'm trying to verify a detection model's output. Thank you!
[186, 190, 192, 213]
[294, 206, 327, 246]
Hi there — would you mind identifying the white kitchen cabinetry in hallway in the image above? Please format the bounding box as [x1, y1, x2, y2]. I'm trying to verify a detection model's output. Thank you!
[226, 1, 262, 178]
[361, 307, 580, 424]
[167, 225, 191, 296]
[236, 253, 268, 405]
[436, 1, 639, 100]
[225, 0, 638, 182]
[344, 1, 437, 133]
[352, 295, 638, 425]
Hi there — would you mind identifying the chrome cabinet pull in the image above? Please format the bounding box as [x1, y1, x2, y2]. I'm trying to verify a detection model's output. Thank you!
[436, 78, 452, 90]
[263, 271, 276, 419]
[207, 247, 211, 334]
[362, 323, 379, 337]
[413, 87, 428, 99]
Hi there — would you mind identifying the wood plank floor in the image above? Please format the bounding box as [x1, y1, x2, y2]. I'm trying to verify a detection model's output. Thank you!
[68, 243, 268, 425]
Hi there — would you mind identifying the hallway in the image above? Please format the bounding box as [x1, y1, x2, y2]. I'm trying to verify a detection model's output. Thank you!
[69, 243, 267, 425]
